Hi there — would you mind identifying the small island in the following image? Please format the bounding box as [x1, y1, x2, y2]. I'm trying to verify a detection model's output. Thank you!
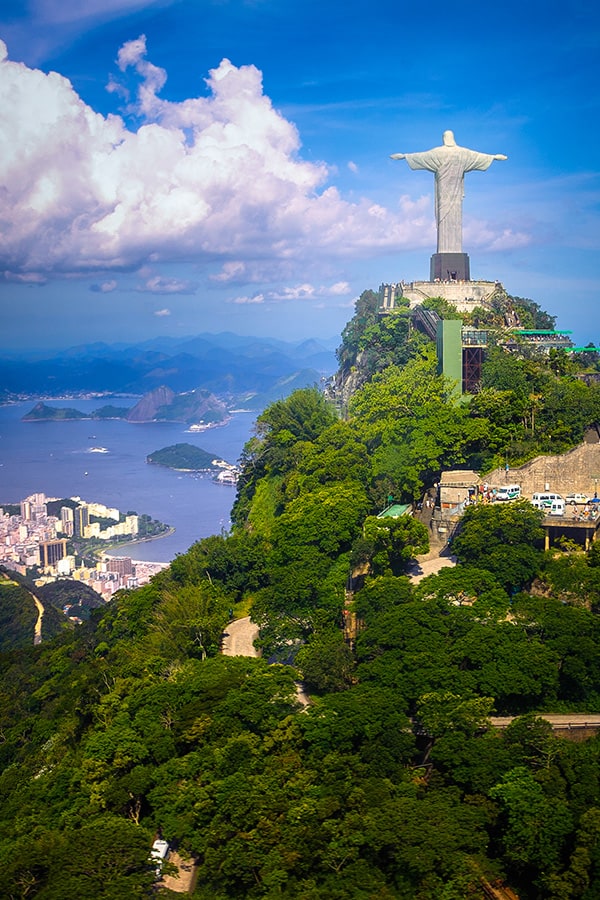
[147, 443, 228, 472]
[22, 402, 87, 421]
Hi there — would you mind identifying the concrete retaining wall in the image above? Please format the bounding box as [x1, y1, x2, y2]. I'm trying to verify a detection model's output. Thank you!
[485, 441, 600, 499]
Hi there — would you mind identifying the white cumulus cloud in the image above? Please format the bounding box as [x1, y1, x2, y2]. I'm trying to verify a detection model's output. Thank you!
[210, 261, 247, 283]
[228, 281, 352, 305]
[328, 281, 351, 295]
[0, 36, 526, 284]
[269, 283, 315, 301]
[137, 274, 196, 294]
[90, 279, 118, 292]
[230, 293, 265, 305]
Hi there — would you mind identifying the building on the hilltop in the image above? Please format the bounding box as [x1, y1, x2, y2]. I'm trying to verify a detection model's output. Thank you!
[408, 308, 488, 397]
[379, 282, 406, 311]
[438, 470, 480, 511]
[436, 319, 488, 396]
[379, 279, 504, 316]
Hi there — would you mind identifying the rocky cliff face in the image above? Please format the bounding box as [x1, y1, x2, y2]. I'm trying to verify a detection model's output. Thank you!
[325, 350, 372, 410]
[126, 386, 176, 422]
[126, 385, 228, 424]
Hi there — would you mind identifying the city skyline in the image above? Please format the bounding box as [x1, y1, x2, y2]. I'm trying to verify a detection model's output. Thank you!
[1, 0, 599, 349]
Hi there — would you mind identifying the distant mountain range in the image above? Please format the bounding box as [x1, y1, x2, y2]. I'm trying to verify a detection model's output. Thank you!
[0, 333, 338, 409]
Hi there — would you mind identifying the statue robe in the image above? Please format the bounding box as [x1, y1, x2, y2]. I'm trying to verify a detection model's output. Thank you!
[404, 145, 496, 253]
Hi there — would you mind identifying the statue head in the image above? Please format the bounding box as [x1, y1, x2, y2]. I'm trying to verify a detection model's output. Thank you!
[442, 130, 456, 147]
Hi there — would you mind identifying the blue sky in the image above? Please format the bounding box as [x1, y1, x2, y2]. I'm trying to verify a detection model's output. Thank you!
[0, 0, 598, 350]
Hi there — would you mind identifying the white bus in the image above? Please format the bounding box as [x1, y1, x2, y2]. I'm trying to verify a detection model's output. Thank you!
[495, 485, 521, 501]
[531, 491, 562, 510]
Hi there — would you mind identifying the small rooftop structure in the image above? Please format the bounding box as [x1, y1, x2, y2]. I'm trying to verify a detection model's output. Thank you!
[504, 330, 574, 352]
[377, 503, 412, 518]
[439, 470, 480, 510]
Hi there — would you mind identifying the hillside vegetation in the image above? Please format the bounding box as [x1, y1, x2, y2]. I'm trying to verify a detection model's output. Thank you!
[147, 443, 220, 471]
[2, 293, 600, 899]
[0, 569, 68, 649]
[0, 575, 38, 650]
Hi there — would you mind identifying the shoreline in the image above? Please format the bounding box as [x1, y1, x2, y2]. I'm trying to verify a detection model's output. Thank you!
[101, 526, 176, 556]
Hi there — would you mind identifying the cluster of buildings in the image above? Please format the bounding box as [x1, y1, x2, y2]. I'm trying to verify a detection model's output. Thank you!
[0, 492, 167, 598]
[52, 499, 140, 542]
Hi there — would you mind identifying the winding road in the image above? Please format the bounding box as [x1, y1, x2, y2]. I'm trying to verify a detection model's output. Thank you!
[221, 616, 260, 657]
[221, 616, 310, 706]
[33, 593, 44, 645]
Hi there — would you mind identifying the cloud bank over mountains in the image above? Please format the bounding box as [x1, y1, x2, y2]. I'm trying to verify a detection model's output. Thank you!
[0, 35, 528, 286]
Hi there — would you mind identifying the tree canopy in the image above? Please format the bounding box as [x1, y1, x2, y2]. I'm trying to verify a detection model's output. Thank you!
[4, 287, 600, 899]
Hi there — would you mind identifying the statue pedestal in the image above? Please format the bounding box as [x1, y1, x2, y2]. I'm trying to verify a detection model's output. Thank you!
[430, 253, 470, 282]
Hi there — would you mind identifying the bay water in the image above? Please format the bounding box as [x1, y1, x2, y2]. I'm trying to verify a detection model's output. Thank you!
[0, 399, 256, 563]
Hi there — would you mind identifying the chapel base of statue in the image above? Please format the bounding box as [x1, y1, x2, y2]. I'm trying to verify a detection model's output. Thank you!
[430, 252, 470, 282]
[379, 279, 505, 315]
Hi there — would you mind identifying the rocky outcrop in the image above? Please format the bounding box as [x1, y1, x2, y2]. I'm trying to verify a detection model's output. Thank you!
[126, 386, 176, 422]
[325, 350, 372, 410]
[126, 386, 228, 425]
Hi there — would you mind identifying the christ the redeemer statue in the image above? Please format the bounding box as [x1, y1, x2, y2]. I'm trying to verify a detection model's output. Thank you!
[391, 130, 507, 281]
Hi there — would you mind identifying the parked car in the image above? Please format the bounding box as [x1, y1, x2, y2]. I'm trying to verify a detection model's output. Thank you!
[565, 493, 589, 505]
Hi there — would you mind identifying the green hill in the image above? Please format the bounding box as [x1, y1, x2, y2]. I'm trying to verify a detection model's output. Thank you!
[3, 292, 600, 899]
[22, 401, 86, 420]
[36, 580, 104, 621]
[0, 570, 67, 649]
[146, 442, 221, 470]
[0, 575, 38, 650]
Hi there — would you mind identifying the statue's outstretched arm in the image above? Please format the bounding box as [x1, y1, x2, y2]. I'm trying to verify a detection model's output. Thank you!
[390, 153, 405, 159]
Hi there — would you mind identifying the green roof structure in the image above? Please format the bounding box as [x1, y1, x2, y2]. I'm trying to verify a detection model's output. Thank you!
[377, 503, 412, 518]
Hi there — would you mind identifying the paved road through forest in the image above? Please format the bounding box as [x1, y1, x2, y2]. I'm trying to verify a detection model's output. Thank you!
[221, 616, 260, 657]
[221, 616, 311, 706]
[407, 553, 456, 583]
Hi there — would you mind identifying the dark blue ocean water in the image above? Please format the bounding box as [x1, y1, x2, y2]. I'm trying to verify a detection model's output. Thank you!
[0, 400, 256, 562]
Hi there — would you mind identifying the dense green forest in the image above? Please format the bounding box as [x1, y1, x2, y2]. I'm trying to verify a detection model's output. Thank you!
[35, 579, 105, 622]
[0, 569, 68, 649]
[3, 292, 600, 899]
[0, 574, 39, 650]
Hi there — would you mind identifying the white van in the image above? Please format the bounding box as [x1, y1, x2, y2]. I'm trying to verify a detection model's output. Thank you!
[531, 491, 562, 510]
[495, 484, 521, 501]
[549, 499, 565, 516]
[150, 839, 169, 878]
